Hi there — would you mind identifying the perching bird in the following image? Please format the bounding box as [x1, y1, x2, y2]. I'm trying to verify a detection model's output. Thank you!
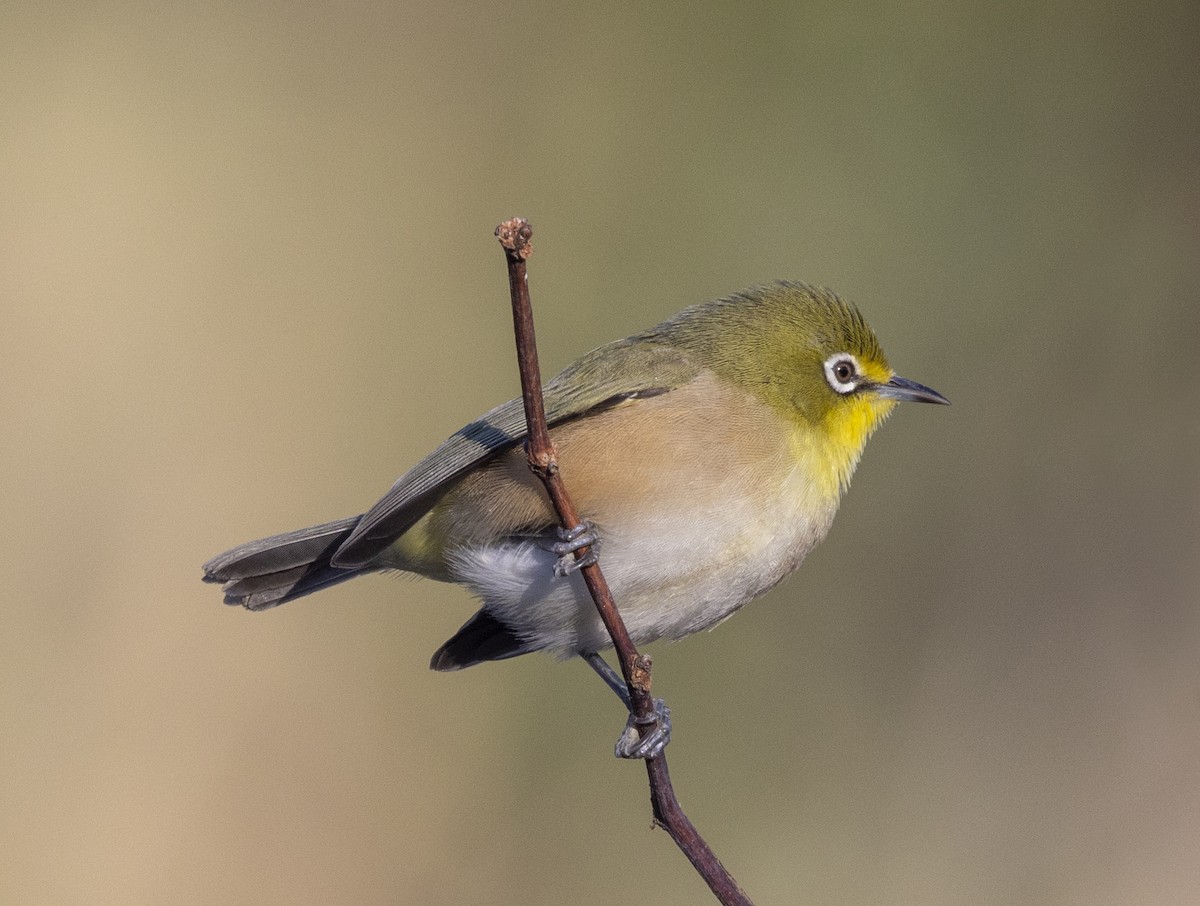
[204, 281, 947, 756]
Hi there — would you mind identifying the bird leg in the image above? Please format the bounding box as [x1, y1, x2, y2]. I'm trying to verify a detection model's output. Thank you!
[582, 651, 672, 760]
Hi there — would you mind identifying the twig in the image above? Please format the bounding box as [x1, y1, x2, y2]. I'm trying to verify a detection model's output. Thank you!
[495, 218, 753, 906]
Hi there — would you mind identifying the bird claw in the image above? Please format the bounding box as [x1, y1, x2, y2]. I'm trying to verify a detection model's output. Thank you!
[554, 549, 599, 577]
[541, 521, 600, 576]
[614, 698, 672, 760]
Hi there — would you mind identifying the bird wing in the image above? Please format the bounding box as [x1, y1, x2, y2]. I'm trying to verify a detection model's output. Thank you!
[330, 336, 700, 567]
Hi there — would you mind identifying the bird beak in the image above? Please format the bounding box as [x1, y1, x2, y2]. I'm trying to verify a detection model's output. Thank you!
[875, 375, 950, 405]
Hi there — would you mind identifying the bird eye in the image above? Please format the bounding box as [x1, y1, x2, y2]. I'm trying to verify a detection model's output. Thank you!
[823, 354, 860, 394]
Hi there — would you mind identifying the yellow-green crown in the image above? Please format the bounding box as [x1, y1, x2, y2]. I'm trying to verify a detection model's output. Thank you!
[641, 281, 891, 422]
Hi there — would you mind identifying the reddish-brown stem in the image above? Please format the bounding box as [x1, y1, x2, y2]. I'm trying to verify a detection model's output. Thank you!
[495, 218, 752, 906]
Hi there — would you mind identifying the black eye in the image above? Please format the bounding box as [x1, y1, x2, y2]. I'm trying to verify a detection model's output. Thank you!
[823, 354, 860, 393]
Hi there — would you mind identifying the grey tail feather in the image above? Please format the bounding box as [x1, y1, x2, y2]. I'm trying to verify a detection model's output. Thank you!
[430, 609, 538, 670]
[203, 515, 367, 611]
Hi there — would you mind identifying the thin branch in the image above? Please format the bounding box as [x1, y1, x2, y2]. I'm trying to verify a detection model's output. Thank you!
[495, 218, 753, 906]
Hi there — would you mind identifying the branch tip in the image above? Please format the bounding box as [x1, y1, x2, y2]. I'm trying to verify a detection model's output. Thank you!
[495, 217, 533, 259]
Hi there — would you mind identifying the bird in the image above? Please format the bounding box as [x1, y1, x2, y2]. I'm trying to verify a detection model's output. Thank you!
[204, 281, 948, 756]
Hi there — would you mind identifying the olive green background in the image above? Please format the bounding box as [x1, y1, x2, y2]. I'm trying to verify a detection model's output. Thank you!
[3, 3, 1198, 904]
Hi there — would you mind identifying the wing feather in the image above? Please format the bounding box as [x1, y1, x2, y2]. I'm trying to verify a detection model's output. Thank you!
[331, 337, 698, 567]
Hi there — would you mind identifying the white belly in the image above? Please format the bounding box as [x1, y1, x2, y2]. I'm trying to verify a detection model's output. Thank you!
[447, 464, 838, 657]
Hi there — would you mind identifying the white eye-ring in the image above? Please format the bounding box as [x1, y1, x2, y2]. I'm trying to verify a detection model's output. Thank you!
[823, 353, 861, 394]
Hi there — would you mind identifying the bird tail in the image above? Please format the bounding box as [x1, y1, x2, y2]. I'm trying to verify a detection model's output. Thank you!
[203, 515, 367, 611]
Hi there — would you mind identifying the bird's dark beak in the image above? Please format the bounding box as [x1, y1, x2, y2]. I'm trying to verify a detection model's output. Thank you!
[875, 375, 950, 405]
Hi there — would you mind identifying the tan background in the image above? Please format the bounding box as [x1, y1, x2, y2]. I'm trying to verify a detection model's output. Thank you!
[3, 2, 1199, 904]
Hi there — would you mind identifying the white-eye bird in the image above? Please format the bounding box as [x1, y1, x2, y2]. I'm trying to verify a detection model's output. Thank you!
[204, 282, 947, 756]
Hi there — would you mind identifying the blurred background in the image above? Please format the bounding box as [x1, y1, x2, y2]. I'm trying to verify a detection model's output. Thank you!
[3, 2, 1198, 903]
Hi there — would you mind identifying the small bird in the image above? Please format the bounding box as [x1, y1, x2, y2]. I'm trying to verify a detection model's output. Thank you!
[204, 282, 947, 755]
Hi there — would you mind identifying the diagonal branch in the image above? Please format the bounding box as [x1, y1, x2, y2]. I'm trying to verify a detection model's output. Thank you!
[495, 218, 753, 906]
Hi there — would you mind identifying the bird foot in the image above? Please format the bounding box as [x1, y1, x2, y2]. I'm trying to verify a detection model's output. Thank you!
[541, 521, 600, 576]
[614, 698, 672, 760]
